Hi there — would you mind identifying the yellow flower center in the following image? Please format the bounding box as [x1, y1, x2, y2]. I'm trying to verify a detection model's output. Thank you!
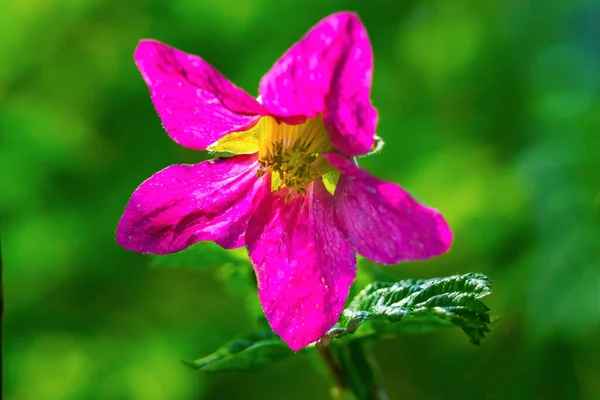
[208, 114, 338, 197]
[256, 116, 333, 196]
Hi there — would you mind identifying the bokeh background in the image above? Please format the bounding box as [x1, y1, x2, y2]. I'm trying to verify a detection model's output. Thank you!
[2, 0, 599, 399]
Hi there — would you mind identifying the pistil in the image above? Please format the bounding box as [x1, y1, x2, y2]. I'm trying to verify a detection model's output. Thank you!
[257, 115, 333, 196]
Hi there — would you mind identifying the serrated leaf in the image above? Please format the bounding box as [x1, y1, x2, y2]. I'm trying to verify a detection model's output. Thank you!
[150, 242, 245, 269]
[185, 330, 291, 372]
[319, 273, 492, 346]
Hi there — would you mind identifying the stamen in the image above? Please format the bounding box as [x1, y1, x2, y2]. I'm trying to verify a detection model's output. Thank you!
[256, 115, 333, 196]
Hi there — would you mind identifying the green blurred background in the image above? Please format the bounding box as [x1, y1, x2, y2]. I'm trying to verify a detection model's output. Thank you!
[2, 0, 599, 399]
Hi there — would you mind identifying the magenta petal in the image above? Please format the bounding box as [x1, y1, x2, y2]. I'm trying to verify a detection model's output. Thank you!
[259, 12, 377, 156]
[324, 153, 453, 264]
[116, 154, 270, 254]
[246, 180, 356, 351]
[135, 40, 266, 150]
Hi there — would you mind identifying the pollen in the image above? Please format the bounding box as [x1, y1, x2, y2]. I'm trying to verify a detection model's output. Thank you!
[256, 115, 333, 196]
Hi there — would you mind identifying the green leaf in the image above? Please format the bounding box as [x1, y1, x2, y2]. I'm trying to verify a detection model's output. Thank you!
[216, 262, 264, 319]
[149, 242, 247, 269]
[185, 330, 291, 372]
[319, 273, 492, 346]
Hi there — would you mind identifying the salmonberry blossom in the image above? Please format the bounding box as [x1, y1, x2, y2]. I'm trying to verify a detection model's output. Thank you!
[116, 12, 452, 351]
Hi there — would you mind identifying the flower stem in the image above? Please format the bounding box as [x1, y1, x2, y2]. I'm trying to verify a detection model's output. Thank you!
[318, 345, 350, 394]
[319, 341, 388, 400]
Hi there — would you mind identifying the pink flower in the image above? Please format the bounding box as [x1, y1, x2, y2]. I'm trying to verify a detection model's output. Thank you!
[116, 12, 452, 351]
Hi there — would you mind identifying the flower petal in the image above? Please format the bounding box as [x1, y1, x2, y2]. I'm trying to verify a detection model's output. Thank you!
[116, 154, 270, 254]
[135, 40, 266, 150]
[324, 153, 453, 264]
[259, 12, 377, 156]
[245, 180, 356, 351]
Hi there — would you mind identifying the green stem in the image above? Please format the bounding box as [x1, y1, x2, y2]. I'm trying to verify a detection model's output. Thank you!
[318, 346, 350, 395]
[319, 341, 388, 400]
